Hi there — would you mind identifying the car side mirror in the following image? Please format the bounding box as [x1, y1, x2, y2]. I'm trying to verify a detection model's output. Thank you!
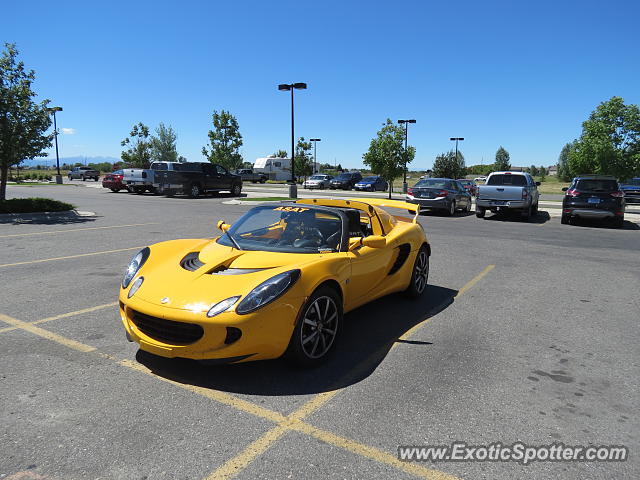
[362, 235, 386, 249]
[561, 187, 568, 192]
[217, 220, 230, 232]
[535, 182, 541, 186]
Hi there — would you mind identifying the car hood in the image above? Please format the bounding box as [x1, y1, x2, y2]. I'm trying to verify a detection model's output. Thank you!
[133, 239, 318, 311]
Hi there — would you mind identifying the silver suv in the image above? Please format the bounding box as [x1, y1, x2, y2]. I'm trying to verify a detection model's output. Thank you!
[68, 166, 100, 181]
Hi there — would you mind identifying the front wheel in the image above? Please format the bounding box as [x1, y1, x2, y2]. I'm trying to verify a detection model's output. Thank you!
[476, 206, 486, 218]
[404, 246, 429, 298]
[110, 188, 119, 193]
[189, 183, 201, 198]
[94, 177, 99, 182]
[285, 286, 342, 367]
[82, 176, 86, 181]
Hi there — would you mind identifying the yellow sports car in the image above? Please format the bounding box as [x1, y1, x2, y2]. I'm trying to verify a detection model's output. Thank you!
[119, 198, 430, 366]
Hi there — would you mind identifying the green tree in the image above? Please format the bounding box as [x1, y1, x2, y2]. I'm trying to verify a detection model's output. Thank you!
[150, 123, 178, 163]
[202, 110, 243, 171]
[362, 119, 415, 198]
[121, 122, 152, 168]
[538, 166, 547, 181]
[0, 43, 53, 200]
[494, 146, 511, 171]
[294, 137, 313, 180]
[273, 149, 288, 158]
[432, 150, 466, 179]
[529, 165, 539, 176]
[568, 97, 640, 179]
[557, 142, 574, 181]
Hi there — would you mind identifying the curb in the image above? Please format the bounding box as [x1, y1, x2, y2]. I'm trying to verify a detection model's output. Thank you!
[0, 209, 96, 222]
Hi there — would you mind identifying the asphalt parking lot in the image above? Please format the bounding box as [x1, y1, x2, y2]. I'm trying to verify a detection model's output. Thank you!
[1, 184, 639, 480]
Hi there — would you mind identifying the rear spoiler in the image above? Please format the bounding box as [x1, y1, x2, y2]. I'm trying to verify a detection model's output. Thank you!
[352, 198, 421, 223]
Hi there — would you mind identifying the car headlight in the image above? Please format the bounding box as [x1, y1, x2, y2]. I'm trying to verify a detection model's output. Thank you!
[122, 247, 150, 288]
[236, 270, 301, 314]
[207, 296, 241, 318]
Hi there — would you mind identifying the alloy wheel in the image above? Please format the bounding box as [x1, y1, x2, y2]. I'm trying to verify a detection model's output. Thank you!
[300, 296, 339, 359]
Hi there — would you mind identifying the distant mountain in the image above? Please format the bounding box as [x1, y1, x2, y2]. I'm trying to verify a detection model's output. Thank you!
[22, 156, 120, 167]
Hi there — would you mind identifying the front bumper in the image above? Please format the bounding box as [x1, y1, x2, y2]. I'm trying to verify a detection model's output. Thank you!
[119, 292, 304, 362]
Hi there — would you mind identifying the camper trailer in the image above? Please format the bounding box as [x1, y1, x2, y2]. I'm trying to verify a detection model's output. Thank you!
[253, 156, 292, 181]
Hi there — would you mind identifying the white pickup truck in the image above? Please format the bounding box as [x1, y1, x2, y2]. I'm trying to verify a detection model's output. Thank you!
[475, 171, 540, 220]
[123, 161, 181, 194]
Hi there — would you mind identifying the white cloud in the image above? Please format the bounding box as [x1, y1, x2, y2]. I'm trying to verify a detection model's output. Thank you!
[62, 128, 76, 135]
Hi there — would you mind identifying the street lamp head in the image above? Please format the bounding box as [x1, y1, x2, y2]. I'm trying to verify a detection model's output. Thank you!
[278, 84, 292, 91]
[450, 137, 464, 141]
[293, 82, 307, 89]
[48, 106, 63, 113]
[310, 138, 321, 142]
[408, 119, 416, 124]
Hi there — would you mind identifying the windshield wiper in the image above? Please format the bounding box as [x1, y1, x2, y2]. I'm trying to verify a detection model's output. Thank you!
[225, 231, 243, 250]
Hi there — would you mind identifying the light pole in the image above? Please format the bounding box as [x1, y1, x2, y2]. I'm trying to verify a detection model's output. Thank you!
[450, 137, 464, 169]
[310, 138, 321, 174]
[397, 119, 416, 193]
[47, 106, 63, 184]
[278, 82, 307, 198]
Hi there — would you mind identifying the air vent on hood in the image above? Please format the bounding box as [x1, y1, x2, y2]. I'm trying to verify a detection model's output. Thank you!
[180, 252, 204, 271]
[208, 266, 268, 275]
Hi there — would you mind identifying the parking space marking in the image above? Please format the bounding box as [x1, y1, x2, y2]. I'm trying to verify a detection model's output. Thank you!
[0, 302, 117, 334]
[0, 313, 96, 353]
[0, 223, 158, 239]
[0, 246, 143, 268]
[2, 309, 460, 480]
[455, 264, 495, 297]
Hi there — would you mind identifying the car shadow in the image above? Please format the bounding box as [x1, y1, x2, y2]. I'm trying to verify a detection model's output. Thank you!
[567, 217, 639, 230]
[482, 210, 551, 224]
[0, 215, 98, 226]
[135, 284, 457, 396]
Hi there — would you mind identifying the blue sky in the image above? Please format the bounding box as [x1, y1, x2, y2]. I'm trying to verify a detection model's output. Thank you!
[4, 0, 639, 169]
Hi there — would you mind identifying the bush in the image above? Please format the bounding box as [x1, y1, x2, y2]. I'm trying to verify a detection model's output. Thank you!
[0, 197, 75, 214]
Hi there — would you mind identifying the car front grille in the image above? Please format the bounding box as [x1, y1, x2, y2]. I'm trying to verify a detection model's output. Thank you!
[130, 310, 204, 345]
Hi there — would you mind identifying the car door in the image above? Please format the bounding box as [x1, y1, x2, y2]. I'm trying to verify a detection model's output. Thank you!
[215, 165, 232, 190]
[201, 163, 217, 191]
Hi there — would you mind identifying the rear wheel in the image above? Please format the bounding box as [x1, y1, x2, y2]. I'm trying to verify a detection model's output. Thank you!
[476, 206, 486, 218]
[464, 200, 471, 213]
[445, 201, 456, 216]
[285, 286, 342, 367]
[561, 214, 570, 225]
[231, 183, 242, 196]
[94, 177, 99, 181]
[82, 176, 86, 181]
[522, 204, 532, 221]
[404, 246, 429, 298]
[612, 216, 624, 228]
[110, 188, 119, 193]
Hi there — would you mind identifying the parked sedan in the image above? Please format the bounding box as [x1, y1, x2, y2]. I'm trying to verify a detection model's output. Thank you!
[68, 166, 100, 181]
[303, 174, 333, 189]
[406, 178, 472, 216]
[354, 176, 388, 192]
[620, 177, 640, 203]
[102, 170, 126, 192]
[330, 172, 362, 190]
[561, 175, 625, 227]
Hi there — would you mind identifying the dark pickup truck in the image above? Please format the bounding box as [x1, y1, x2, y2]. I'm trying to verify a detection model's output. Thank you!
[236, 168, 267, 183]
[153, 162, 242, 197]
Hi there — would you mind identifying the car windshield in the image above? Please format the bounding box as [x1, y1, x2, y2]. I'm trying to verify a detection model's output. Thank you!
[217, 205, 343, 254]
[335, 174, 352, 180]
[458, 180, 472, 185]
[415, 179, 454, 189]
[309, 175, 325, 180]
[487, 174, 527, 186]
[112, 170, 123, 175]
[622, 178, 640, 186]
[575, 179, 618, 192]
[362, 176, 377, 182]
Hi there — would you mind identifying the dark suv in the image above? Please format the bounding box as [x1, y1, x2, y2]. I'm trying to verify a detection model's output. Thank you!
[330, 172, 362, 190]
[561, 175, 625, 227]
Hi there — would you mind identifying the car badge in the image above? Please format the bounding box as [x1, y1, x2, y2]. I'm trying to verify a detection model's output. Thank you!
[161, 297, 170, 304]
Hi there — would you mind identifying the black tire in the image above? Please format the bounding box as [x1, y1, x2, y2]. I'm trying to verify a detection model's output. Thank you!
[260, 178, 266, 183]
[68, 175, 72, 181]
[134, 186, 145, 194]
[521, 204, 532, 221]
[251, 180, 257, 184]
[404, 246, 429, 298]
[561, 214, 570, 225]
[110, 188, 118, 193]
[94, 177, 99, 181]
[613, 216, 624, 228]
[464, 200, 471, 213]
[476, 206, 486, 218]
[445, 200, 456, 216]
[285, 286, 342, 367]
[231, 183, 242, 197]
[532, 202, 539, 216]
[189, 183, 201, 198]
[82, 176, 86, 181]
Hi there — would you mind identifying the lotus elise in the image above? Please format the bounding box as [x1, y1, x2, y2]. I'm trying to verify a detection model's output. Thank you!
[119, 198, 430, 366]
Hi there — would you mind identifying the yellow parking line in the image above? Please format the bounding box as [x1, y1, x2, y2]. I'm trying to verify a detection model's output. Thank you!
[455, 264, 495, 297]
[0, 302, 118, 334]
[4, 307, 461, 480]
[0, 313, 96, 353]
[0, 246, 143, 268]
[0, 223, 158, 238]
